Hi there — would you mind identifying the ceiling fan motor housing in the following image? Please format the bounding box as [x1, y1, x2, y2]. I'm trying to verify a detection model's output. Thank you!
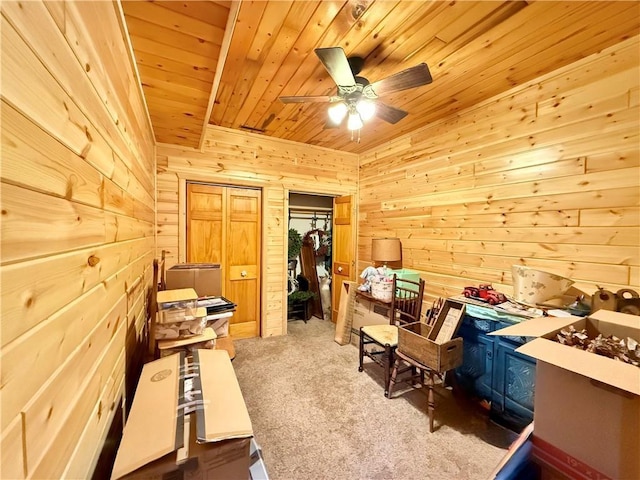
[338, 75, 370, 104]
[348, 56, 365, 75]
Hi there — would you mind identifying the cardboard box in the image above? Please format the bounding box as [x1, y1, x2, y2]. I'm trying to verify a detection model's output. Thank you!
[157, 288, 199, 324]
[166, 264, 222, 297]
[156, 288, 199, 305]
[490, 310, 640, 480]
[531, 452, 574, 480]
[387, 268, 421, 284]
[532, 434, 609, 480]
[111, 350, 253, 480]
[351, 294, 391, 335]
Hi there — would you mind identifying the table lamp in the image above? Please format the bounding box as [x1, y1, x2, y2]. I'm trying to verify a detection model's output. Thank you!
[371, 237, 402, 275]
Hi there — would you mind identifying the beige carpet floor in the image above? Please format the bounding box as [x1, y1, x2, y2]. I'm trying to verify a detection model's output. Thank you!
[232, 317, 517, 480]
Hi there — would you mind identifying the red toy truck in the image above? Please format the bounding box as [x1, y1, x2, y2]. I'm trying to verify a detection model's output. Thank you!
[462, 284, 507, 305]
[478, 284, 507, 305]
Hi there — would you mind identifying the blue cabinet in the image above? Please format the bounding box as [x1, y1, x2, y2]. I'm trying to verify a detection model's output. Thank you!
[454, 303, 536, 431]
[456, 321, 494, 400]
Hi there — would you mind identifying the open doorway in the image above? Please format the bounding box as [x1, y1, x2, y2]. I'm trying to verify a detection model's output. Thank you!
[288, 193, 333, 322]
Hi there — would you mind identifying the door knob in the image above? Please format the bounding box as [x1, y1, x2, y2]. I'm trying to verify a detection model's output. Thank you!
[241, 270, 247, 277]
[337, 266, 343, 273]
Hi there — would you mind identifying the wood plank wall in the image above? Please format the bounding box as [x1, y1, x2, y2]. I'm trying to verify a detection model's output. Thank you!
[157, 126, 358, 336]
[0, 2, 155, 479]
[359, 36, 640, 306]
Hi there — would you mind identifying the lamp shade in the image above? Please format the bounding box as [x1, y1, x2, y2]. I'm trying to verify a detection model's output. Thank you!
[371, 237, 402, 263]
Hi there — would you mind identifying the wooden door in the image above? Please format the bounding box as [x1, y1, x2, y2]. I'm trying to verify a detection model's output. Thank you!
[332, 195, 356, 323]
[226, 188, 261, 338]
[186, 183, 261, 338]
[187, 184, 224, 263]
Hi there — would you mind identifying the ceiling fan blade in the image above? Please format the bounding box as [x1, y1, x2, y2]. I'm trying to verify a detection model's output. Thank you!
[279, 95, 335, 104]
[375, 102, 408, 124]
[367, 63, 432, 97]
[314, 47, 356, 87]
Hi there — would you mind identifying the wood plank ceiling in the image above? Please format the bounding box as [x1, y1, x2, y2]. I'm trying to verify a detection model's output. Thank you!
[123, 1, 640, 153]
[122, 0, 231, 147]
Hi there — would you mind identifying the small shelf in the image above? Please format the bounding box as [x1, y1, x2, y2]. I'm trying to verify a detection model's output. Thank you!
[287, 298, 312, 322]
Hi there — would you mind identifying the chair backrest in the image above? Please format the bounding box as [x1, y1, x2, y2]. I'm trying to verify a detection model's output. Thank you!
[390, 274, 425, 326]
[159, 250, 167, 291]
[148, 255, 167, 358]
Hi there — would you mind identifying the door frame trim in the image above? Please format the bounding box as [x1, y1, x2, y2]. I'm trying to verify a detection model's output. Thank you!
[284, 188, 357, 335]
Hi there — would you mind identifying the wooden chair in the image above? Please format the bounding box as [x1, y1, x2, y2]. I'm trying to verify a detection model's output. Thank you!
[147, 255, 166, 359]
[159, 249, 167, 291]
[388, 297, 458, 432]
[358, 275, 425, 397]
[390, 351, 441, 432]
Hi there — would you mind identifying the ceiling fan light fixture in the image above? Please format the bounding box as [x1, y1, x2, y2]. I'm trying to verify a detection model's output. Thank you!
[356, 100, 376, 121]
[328, 102, 348, 124]
[280, 48, 432, 139]
[347, 112, 363, 131]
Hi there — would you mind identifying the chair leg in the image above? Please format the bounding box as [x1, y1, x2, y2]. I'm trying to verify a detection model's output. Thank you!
[383, 344, 392, 398]
[388, 357, 400, 399]
[427, 371, 436, 433]
[358, 331, 365, 372]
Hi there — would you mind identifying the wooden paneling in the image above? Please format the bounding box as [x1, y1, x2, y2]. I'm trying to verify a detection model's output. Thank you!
[0, 4, 636, 477]
[122, 0, 231, 147]
[0, 2, 155, 479]
[201, 1, 639, 153]
[157, 126, 358, 335]
[114, 2, 640, 151]
[358, 37, 640, 305]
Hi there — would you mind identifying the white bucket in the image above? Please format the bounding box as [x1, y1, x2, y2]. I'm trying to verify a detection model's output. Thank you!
[511, 265, 574, 306]
[371, 279, 393, 302]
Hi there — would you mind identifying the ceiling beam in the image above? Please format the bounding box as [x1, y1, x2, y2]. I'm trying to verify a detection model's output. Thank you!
[198, 0, 241, 151]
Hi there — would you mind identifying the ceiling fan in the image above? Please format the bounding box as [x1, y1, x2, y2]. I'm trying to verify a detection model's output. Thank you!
[279, 47, 433, 131]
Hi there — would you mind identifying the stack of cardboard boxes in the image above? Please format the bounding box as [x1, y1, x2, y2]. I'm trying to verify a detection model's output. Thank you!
[350, 293, 391, 345]
[166, 263, 222, 296]
[491, 310, 640, 480]
[111, 350, 253, 479]
[166, 263, 234, 340]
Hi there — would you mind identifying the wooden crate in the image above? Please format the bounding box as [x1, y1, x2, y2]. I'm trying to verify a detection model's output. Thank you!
[397, 299, 466, 372]
[398, 323, 463, 372]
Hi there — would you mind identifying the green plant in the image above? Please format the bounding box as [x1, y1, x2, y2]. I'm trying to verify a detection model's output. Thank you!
[288, 290, 316, 303]
[288, 228, 303, 260]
